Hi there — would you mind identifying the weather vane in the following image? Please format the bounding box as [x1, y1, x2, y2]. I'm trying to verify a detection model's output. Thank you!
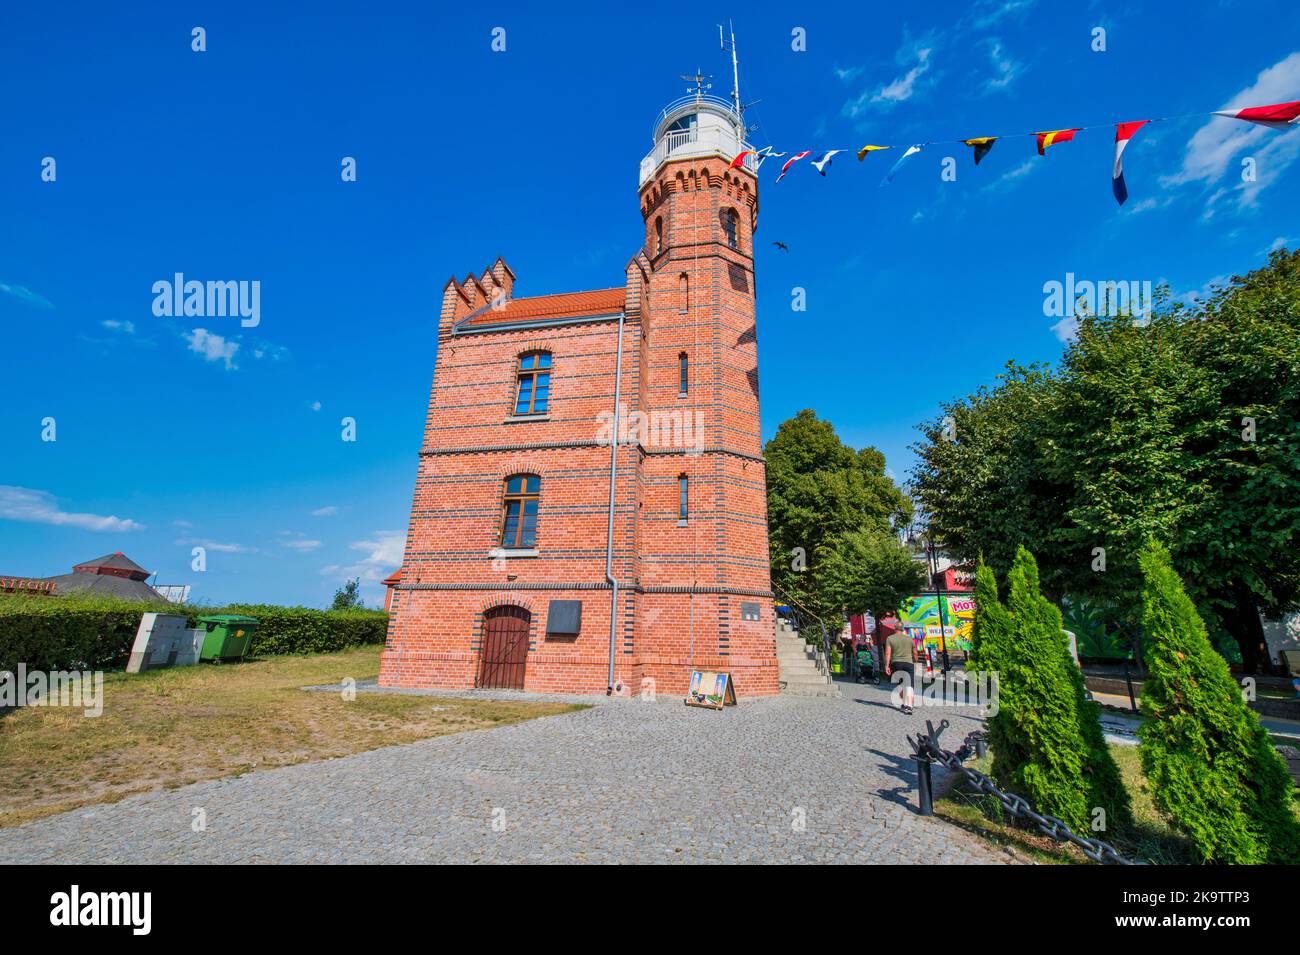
[680, 69, 712, 102]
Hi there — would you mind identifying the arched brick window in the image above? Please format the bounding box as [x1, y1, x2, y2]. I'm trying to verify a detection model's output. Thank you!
[514, 351, 551, 415]
[500, 474, 540, 548]
[654, 216, 664, 255]
[678, 273, 689, 313]
[678, 473, 689, 523]
[721, 208, 739, 250]
[678, 352, 689, 395]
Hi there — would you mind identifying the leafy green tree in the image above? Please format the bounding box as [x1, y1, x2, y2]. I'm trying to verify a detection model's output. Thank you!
[913, 250, 1300, 671]
[766, 410, 913, 627]
[912, 364, 1066, 593]
[1173, 250, 1300, 672]
[1137, 540, 1300, 864]
[971, 548, 1132, 835]
[331, 578, 363, 611]
[822, 527, 926, 625]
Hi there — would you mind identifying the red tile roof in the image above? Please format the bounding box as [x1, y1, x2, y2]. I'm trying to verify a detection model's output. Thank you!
[459, 287, 625, 329]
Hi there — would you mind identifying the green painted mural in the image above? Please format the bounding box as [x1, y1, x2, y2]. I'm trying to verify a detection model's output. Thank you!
[897, 592, 977, 656]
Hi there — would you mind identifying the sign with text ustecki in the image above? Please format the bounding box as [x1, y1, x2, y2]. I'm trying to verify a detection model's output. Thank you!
[685, 670, 737, 710]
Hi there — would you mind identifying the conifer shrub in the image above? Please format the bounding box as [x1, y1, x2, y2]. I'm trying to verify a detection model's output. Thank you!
[969, 548, 1132, 834]
[1137, 540, 1300, 864]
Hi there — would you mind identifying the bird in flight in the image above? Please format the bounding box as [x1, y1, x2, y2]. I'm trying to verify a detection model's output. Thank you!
[772, 241, 789, 252]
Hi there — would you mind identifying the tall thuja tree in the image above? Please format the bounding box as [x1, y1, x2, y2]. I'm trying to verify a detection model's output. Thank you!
[1137, 540, 1300, 864]
[972, 548, 1131, 834]
[968, 561, 1019, 783]
[1014, 548, 1132, 835]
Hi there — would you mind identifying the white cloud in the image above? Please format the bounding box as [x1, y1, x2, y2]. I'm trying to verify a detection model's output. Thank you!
[1163, 52, 1300, 214]
[1171, 274, 1232, 307]
[309, 401, 322, 412]
[321, 530, 405, 584]
[184, 328, 239, 369]
[1262, 235, 1294, 254]
[982, 158, 1038, 193]
[983, 39, 1023, 93]
[102, 320, 136, 334]
[252, 341, 289, 361]
[1051, 315, 1078, 342]
[844, 37, 936, 117]
[279, 537, 322, 552]
[0, 485, 144, 532]
[0, 282, 54, 309]
[175, 537, 255, 554]
[310, 506, 338, 517]
[970, 0, 1036, 29]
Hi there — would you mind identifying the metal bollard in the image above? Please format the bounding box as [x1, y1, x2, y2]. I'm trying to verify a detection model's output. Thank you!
[915, 755, 933, 816]
[974, 736, 987, 759]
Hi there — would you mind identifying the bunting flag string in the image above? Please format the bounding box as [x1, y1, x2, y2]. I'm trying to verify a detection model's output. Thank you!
[1112, 120, 1150, 206]
[963, 137, 997, 164]
[1036, 127, 1080, 155]
[881, 145, 923, 186]
[856, 144, 890, 160]
[774, 150, 811, 183]
[752, 98, 1300, 204]
[1212, 100, 1300, 129]
[810, 149, 842, 175]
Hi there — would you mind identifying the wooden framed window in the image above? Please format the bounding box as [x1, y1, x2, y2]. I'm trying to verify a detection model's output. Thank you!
[514, 352, 551, 415]
[678, 352, 689, 395]
[500, 474, 540, 548]
[678, 474, 689, 523]
[722, 208, 739, 250]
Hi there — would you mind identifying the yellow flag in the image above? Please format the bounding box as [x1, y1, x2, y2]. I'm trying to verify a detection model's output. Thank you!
[856, 144, 891, 161]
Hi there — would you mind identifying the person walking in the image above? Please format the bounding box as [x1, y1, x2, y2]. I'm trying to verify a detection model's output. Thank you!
[884, 627, 917, 714]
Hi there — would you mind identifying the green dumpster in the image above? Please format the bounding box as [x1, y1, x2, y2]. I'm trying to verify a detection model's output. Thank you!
[197, 615, 258, 662]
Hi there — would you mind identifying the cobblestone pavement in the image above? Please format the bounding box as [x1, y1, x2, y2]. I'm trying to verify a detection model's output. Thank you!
[0, 678, 1007, 864]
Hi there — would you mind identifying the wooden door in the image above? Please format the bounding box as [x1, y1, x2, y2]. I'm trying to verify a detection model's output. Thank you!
[478, 606, 530, 689]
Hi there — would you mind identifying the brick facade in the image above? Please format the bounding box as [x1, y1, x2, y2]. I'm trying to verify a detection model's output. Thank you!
[380, 111, 776, 697]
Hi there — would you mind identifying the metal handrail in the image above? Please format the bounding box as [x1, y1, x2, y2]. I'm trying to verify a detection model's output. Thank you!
[650, 93, 740, 136]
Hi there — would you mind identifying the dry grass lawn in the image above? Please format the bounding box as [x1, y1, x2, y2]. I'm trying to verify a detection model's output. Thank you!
[0, 646, 585, 828]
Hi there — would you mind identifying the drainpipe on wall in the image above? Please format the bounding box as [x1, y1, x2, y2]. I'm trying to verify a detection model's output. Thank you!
[605, 313, 626, 695]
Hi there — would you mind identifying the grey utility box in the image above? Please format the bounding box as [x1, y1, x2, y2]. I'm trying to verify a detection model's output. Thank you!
[127, 613, 203, 673]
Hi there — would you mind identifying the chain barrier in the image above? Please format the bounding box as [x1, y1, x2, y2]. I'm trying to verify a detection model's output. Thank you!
[908, 718, 1143, 866]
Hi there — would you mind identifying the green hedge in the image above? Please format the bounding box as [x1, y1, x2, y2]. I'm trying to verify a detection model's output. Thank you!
[0, 595, 388, 672]
[217, 604, 389, 656]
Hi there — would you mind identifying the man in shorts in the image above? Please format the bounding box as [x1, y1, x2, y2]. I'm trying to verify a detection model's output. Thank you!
[884, 627, 917, 714]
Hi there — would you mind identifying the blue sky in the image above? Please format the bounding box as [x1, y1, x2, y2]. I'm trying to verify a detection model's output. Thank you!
[3, 0, 1297, 607]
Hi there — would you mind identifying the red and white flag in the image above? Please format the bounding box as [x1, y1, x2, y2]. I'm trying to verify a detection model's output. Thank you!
[775, 151, 811, 183]
[1112, 120, 1150, 206]
[1212, 100, 1300, 130]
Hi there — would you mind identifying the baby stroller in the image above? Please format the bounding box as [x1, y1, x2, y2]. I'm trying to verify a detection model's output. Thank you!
[854, 644, 879, 684]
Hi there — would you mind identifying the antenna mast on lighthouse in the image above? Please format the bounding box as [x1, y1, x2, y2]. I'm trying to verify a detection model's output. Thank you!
[718, 20, 742, 119]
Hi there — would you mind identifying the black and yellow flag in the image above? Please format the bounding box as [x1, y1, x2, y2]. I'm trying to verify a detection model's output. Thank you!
[963, 137, 997, 165]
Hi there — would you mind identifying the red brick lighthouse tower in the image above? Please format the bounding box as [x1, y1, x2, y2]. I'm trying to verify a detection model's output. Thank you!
[379, 73, 777, 697]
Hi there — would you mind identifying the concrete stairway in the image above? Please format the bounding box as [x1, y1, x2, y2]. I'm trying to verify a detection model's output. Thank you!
[775, 624, 841, 697]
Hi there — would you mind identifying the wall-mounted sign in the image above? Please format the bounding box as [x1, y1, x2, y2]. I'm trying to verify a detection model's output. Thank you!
[685, 670, 737, 710]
